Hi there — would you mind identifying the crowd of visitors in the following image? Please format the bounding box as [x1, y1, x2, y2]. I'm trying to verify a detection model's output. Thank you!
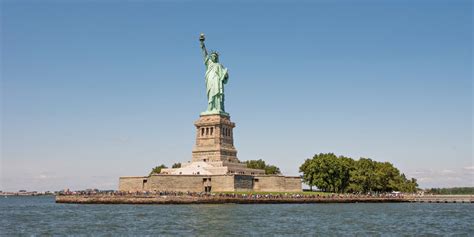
[58, 190, 405, 200]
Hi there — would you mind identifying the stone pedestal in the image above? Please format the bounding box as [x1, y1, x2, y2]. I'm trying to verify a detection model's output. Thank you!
[192, 114, 239, 163]
[160, 113, 265, 175]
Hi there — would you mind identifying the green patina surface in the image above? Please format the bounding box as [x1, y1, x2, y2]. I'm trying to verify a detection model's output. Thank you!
[199, 33, 229, 116]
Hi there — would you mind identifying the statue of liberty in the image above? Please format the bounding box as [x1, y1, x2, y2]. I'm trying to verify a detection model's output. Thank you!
[199, 33, 229, 115]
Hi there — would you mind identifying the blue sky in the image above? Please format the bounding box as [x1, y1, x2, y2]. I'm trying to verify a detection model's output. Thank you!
[1, 0, 472, 191]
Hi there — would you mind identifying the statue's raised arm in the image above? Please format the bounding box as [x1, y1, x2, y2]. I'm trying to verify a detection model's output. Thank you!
[199, 33, 208, 61]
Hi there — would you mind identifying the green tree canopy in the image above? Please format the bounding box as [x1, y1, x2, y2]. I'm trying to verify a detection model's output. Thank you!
[245, 159, 281, 175]
[299, 158, 315, 190]
[300, 153, 418, 193]
[245, 159, 266, 170]
[426, 187, 474, 195]
[298, 153, 352, 193]
[264, 165, 281, 175]
[149, 164, 167, 175]
[172, 163, 182, 168]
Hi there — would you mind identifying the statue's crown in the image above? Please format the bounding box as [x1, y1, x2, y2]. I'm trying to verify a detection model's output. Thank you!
[210, 50, 219, 56]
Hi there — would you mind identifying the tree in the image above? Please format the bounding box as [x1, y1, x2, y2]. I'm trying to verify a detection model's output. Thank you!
[301, 153, 353, 193]
[246, 159, 266, 170]
[172, 163, 182, 168]
[426, 187, 473, 195]
[299, 153, 418, 194]
[404, 177, 418, 193]
[264, 165, 281, 175]
[149, 164, 167, 175]
[396, 174, 418, 193]
[349, 158, 377, 193]
[299, 158, 315, 191]
[337, 156, 354, 193]
[374, 162, 401, 192]
[245, 159, 281, 175]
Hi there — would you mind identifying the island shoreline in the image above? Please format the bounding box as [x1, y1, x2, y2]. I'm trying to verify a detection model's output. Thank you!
[55, 195, 473, 204]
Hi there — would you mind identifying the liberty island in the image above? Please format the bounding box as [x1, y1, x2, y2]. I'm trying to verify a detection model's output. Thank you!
[53, 35, 473, 205]
[118, 34, 301, 193]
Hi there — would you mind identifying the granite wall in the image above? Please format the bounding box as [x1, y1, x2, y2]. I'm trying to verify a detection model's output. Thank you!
[119, 174, 301, 193]
[253, 176, 302, 192]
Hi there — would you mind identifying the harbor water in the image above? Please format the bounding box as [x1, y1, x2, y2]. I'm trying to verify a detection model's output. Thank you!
[1, 196, 473, 236]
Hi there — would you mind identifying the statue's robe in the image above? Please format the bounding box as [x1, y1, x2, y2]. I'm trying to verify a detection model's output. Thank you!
[204, 56, 228, 112]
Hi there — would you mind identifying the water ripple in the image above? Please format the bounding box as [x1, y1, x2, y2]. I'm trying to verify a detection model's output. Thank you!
[1, 196, 473, 236]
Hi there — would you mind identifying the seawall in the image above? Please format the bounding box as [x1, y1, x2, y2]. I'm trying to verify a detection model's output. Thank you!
[56, 195, 412, 204]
